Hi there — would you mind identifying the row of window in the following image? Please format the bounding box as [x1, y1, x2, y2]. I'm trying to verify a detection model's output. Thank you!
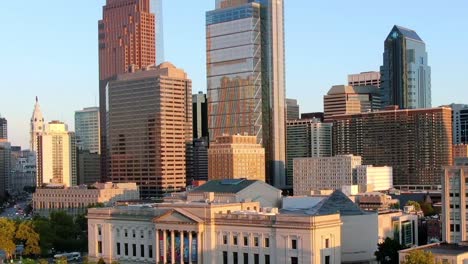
[222, 236, 300, 250]
[222, 252, 308, 264]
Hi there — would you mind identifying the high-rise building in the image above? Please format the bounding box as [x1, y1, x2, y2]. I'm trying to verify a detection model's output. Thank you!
[447, 104, 468, 145]
[30, 97, 45, 153]
[208, 134, 265, 182]
[301, 112, 324, 122]
[75, 107, 100, 154]
[286, 98, 300, 120]
[324, 85, 381, 121]
[380, 25, 431, 109]
[206, 0, 286, 187]
[151, 0, 164, 65]
[286, 118, 332, 186]
[0, 141, 11, 199]
[0, 115, 6, 140]
[193, 92, 208, 139]
[77, 151, 101, 185]
[107, 63, 192, 198]
[10, 148, 36, 194]
[37, 121, 77, 187]
[332, 107, 452, 187]
[453, 144, 468, 161]
[348, 71, 381, 87]
[190, 137, 209, 182]
[98, 0, 157, 181]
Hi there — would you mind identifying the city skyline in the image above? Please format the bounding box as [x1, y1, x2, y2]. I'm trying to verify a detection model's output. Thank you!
[2, 0, 468, 149]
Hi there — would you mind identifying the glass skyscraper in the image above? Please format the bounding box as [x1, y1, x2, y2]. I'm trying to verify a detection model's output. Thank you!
[151, 0, 165, 64]
[206, 0, 286, 187]
[381, 25, 431, 109]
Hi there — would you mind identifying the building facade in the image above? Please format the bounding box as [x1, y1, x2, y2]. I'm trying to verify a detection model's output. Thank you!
[0, 141, 11, 198]
[78, 150, 101, 185]
[75, 107, 100, 154]
[380, 25, 431, 109]
[10, 148, 36, 194]
[206, 0, 286, 188]
[378, 210, 419, 246]
[33, 182, 139, 216]
[208, 134, 265, 182]
[399, 243, 468, 264]
[449, 104, 468, 145]
[107, 63, 192, 198]
[30, 97, 45, 153]
[37, 121, 77, 187]
[333, 107, 452, 187]
[323, 85, 381, 121]
[348, 71, 381, 88]
[193, 92, 208, 140]
[190, 138, 208, 182]
[453, 144, 468, 162]
[355, 165, 393, 192]
[0, 115, 6, 140]
[286, 118, 332, 186]
[286, 98, 299, 120]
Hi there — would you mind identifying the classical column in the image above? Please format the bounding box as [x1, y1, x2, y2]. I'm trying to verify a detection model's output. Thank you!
[163, 230, 167, 263]
[188, 232, 193, 264]
[197, 232, 202, 264]
[155, 230, 160, 261]
[180, 231, 185, 264]
[171, 230, 175, 263]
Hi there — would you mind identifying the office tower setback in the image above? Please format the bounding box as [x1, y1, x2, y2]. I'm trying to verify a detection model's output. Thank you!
[107, 63, 192, 198]
[324, 85, 381, 121]
[286, 98, 300, 120]
[348, 71, 381, 87]
[206, 0, 286, 187]
[98, 0, 156, 181]
[381, 25, 431, 109]
[333, 107, 452, 187]
[0, 115, 6, 140]
[37, 121, 77, 187]
[30, 97, 45, 153]
[448, 104, 468, 145]
[209, 134, 265, 182]
[193, 92, 208, 139]
[75, 107, 100, 154]
[286, 118, 332, 186]
[301, 112, 324, 122]
[0, 141, 11, 198]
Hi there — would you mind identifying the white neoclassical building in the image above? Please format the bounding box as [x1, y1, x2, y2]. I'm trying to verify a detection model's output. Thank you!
[88, 181, 342, 264]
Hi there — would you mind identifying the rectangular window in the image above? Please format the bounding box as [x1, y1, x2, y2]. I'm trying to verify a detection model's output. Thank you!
[124, 243, 129, 256]
[125, 229, 128, 237]
[140, 244, 145, 258]
[325, 255, 330, 264]
[223, 251, 228, 264]
[233, 252, 238, 264]
[243, 253, 249, 264]
[254, 237, 259, 247]
[116, 243, 121, 255]
[264, 237, 270, 247]
[132, 244, 136, 257]
[254, 254, 259, 264]
[291, 257, 298, 264]
[244, 236, 249, 246]
[223, 235, 228, 244]
[98, 226, 102, 236]
[233, 236, 238, 245]
[141, 230, 144, 239]
[132, 230, 136, 238]
[265, 254, 270, 264]
[325, 238, 330, 248]
[98, 241, 102, 254]
[148, 245, 153, 258]
[292, 239, 297, 249]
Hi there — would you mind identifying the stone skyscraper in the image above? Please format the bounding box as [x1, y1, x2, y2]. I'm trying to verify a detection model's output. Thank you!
[98, 0, 156, 181]
[30, 97, 45, 153]
[107, 63, 192, 198]
[381, 25, 431, 109]
[206, 0, 286, 187]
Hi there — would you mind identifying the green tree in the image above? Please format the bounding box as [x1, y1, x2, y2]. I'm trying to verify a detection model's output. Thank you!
[56, 256, 68, 264]
[22, 259, 36, 264]
[375, 237, 406, 264]
[406, 200, 421, 211]
[419, 202, 436, 216]
[33, 216, 55, 255]
[38, 259, 49, 264]
[16, 220, 41, 256]
[401, 250, 439, 264]
[0, 218, 17, 259]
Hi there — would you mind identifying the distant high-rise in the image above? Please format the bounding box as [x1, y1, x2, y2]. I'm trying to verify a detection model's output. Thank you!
[151, 0, 164, 64]
[107, 63, 192, 198]
[348, 71, 381, 87]
[30, 97, 45, 153]
[75, 107, 100, 154]
[37, 121, 77, 187]
[10, 148, 36, 193]
[190, 137, 209, 182]
[332, 107, 452, 186]
[447, 104, 468, 145]
[286, 118, 332, 186]
[0, 141, 11, 199]
[193, 92, 208, 139]
[324, 85, 381, 121]
[0, 115, 6, 140]
[380, 25, 431, 109]
[207, 0, 286, 187]
[98, 0, 156, 181]
[286, 98, 300, 120]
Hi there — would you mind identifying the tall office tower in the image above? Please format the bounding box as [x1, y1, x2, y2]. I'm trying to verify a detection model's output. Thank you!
[75, 107, 100, 154]
[323, 85, 381, 121]
[0, 141, 11, 198]
[208, 134, 265, 181]
[380, 25, 431, 109]
[448, 104, 468, 144]
[286, 118, 332, 186]
[193, 92, 208, 139]
[151, 0, 164, 64]
[286, 98, 300, 120]
[10, 149, 36, 193]
[30, 97, 45, 153]
[37, 121, 77, 187]
[206, 0, 286, 187]
[442, 164, 468, 243]
[98, 0, 156, 181]
[0, 115, 6, 140]
[332, 107, 452, 187]
[348, 71, 381, 87]
[190, 137, 209, 182]
[107, 63, 192, 198]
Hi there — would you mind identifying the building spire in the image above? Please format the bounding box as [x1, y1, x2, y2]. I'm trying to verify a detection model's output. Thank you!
[36, 96, 38, 103]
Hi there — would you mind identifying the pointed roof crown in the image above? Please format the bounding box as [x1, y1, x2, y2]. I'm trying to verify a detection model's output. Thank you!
[31, 96, 44, 123]
[388, 25, 423, 42]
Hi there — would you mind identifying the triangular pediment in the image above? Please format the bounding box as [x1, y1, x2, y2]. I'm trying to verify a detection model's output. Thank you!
[154, 208, 203, 224]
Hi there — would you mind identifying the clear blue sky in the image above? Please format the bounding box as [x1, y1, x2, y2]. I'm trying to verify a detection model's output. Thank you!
[1, 0, 467, 148]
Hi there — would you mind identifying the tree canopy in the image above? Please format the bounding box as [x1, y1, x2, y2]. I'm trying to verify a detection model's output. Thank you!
[401, 250, 439, 264]
[375, 237, 406, 264]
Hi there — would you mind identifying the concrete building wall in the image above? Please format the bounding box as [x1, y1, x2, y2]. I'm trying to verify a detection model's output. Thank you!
[356, 165, 393, 192]
[341, 214, 379, 263]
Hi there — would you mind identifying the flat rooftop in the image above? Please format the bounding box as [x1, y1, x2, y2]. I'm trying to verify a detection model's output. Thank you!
[401, 243, 468, 256]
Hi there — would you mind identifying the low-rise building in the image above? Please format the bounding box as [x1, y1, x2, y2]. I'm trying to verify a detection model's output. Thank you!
[378, 210, 419, 246]
[356, 192, 399, 211]
[33, 182, 139, 216]
[399, 243, 468, 264]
